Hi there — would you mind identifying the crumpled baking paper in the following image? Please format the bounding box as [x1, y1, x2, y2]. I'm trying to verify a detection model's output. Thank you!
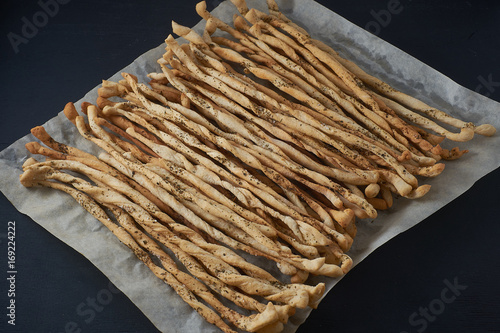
[1, 0, 499, 332]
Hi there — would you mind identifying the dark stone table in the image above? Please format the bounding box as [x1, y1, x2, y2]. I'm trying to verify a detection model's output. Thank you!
[1, 1, 499, 332]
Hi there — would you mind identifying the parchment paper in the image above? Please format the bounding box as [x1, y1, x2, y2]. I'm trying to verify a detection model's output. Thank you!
[1, 0, 499, 332]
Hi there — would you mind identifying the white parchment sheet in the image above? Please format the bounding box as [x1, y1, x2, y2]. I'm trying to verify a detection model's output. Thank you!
[1, 1, 499, 332]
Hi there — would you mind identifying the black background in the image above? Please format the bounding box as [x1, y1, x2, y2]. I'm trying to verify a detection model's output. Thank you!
[1, 0, 499, 332]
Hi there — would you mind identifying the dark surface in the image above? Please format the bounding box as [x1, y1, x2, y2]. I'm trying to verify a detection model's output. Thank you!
[1, 0, 499, 332]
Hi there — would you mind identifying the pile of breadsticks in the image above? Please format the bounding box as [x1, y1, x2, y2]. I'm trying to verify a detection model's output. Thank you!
[19, 0, 495, 332]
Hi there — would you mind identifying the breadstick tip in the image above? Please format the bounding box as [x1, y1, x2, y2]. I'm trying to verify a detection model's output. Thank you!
[475, 123, 496, 136]
[195, 1, 208, 19]
[63, 102, 79, 125]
